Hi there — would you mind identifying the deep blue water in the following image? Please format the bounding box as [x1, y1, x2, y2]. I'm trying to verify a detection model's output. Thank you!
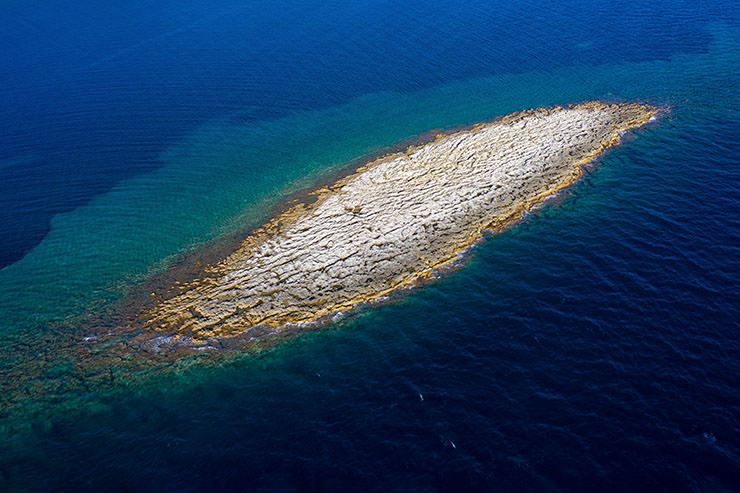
[1, 0, 739, 491]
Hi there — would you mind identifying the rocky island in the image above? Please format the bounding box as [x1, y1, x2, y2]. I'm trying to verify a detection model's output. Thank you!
[129, 101, 659, 349]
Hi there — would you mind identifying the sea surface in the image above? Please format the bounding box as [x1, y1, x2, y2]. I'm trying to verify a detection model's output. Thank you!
[1, 0, 740, 490]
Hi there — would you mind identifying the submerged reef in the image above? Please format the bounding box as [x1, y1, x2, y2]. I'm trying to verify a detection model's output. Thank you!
[0, 101, 661, 421]
[124, 101, 659, 350]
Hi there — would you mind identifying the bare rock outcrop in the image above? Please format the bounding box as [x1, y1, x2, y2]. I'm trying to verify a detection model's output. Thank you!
[137, 101, 658, 346]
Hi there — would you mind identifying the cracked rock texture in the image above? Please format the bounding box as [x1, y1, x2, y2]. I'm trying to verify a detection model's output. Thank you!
[138, 101, 658, 344]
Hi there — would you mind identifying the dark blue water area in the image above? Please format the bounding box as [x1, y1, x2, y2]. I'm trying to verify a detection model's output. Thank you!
[0, 0, 728, 267]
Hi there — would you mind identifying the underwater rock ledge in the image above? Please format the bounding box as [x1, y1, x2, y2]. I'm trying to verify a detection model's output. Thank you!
[127, 101, 659, 349]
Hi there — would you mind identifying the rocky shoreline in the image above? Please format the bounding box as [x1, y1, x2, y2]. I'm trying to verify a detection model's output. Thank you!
[128, 101, 659, 349]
